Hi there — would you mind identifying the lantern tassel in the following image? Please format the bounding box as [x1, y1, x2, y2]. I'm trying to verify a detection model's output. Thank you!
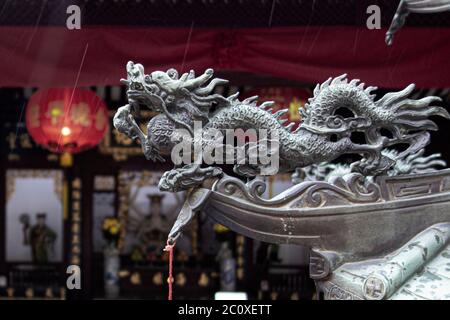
[163, 240, 175, 300]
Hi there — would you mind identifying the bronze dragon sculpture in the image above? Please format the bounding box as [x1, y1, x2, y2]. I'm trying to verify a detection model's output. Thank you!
[113, 61, 449, 242]
[114, 61, 449, 192]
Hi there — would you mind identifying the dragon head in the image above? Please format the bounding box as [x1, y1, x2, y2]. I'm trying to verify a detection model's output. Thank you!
[121, 61, 231, 116]
[120, 61, 171, 112]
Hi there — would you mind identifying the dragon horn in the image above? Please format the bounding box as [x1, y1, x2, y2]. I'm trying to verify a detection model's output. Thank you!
[285, 122, 296, 131]
[273, 109, 288, 118]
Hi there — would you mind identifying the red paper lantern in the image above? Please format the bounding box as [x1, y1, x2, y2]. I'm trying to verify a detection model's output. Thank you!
[25, 88, 109, 157]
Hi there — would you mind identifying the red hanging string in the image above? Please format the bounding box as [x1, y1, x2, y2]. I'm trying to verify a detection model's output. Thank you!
[163, 240, 175, 300]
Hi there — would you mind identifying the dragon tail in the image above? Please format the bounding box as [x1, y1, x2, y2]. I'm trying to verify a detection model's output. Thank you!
[375, 84, 450, 159]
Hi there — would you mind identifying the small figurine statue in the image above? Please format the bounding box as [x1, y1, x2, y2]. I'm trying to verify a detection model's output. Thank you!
[216, 242, 236, 292]
[21, 213, 57, 263]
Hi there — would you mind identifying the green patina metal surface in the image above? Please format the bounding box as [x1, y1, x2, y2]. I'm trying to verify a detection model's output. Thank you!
[319, 223, 450, 300]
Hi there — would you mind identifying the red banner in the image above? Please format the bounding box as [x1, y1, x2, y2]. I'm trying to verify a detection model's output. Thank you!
[0, 26, 449, 88]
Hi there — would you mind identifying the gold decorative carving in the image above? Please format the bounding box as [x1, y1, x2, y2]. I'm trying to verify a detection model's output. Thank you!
[70, 255, 80, 265]
[72, 178, 81, 189]
[237, 267, 244, 280]
[152, 272, 163, 286]
[72, 202, 80, 211]
[235, 235, 245, 280]
[7, 154, 20, 162]
[72, 190, 81, 200]
[175, 273, 187, 287]
[198, 272, 210, 287]
[47, 154, 58, 162]
[130, 272, 142, 285]
[290, 292, 299, 300]
[94, 175, 116, 191]
[70, 177, 82, 267]
[25, 288, 34, 299]
[6, 288, 14, 298]
[6, 170, 63, 202]
[45, 288, 54, 299]
[28, 104, 40, 128]
[59, 287, 66, 300]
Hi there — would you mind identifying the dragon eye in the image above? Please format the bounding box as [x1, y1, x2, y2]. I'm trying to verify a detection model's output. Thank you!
[132, 82, 143, 90]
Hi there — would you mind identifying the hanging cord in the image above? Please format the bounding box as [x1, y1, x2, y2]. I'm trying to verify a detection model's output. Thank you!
[163, 239, 176, 300]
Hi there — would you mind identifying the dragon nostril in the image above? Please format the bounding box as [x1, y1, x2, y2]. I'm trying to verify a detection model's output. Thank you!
[148, 84, 159, 94]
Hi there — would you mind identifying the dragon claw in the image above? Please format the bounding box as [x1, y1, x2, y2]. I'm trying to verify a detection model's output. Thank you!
[143, 143, 165, 162]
